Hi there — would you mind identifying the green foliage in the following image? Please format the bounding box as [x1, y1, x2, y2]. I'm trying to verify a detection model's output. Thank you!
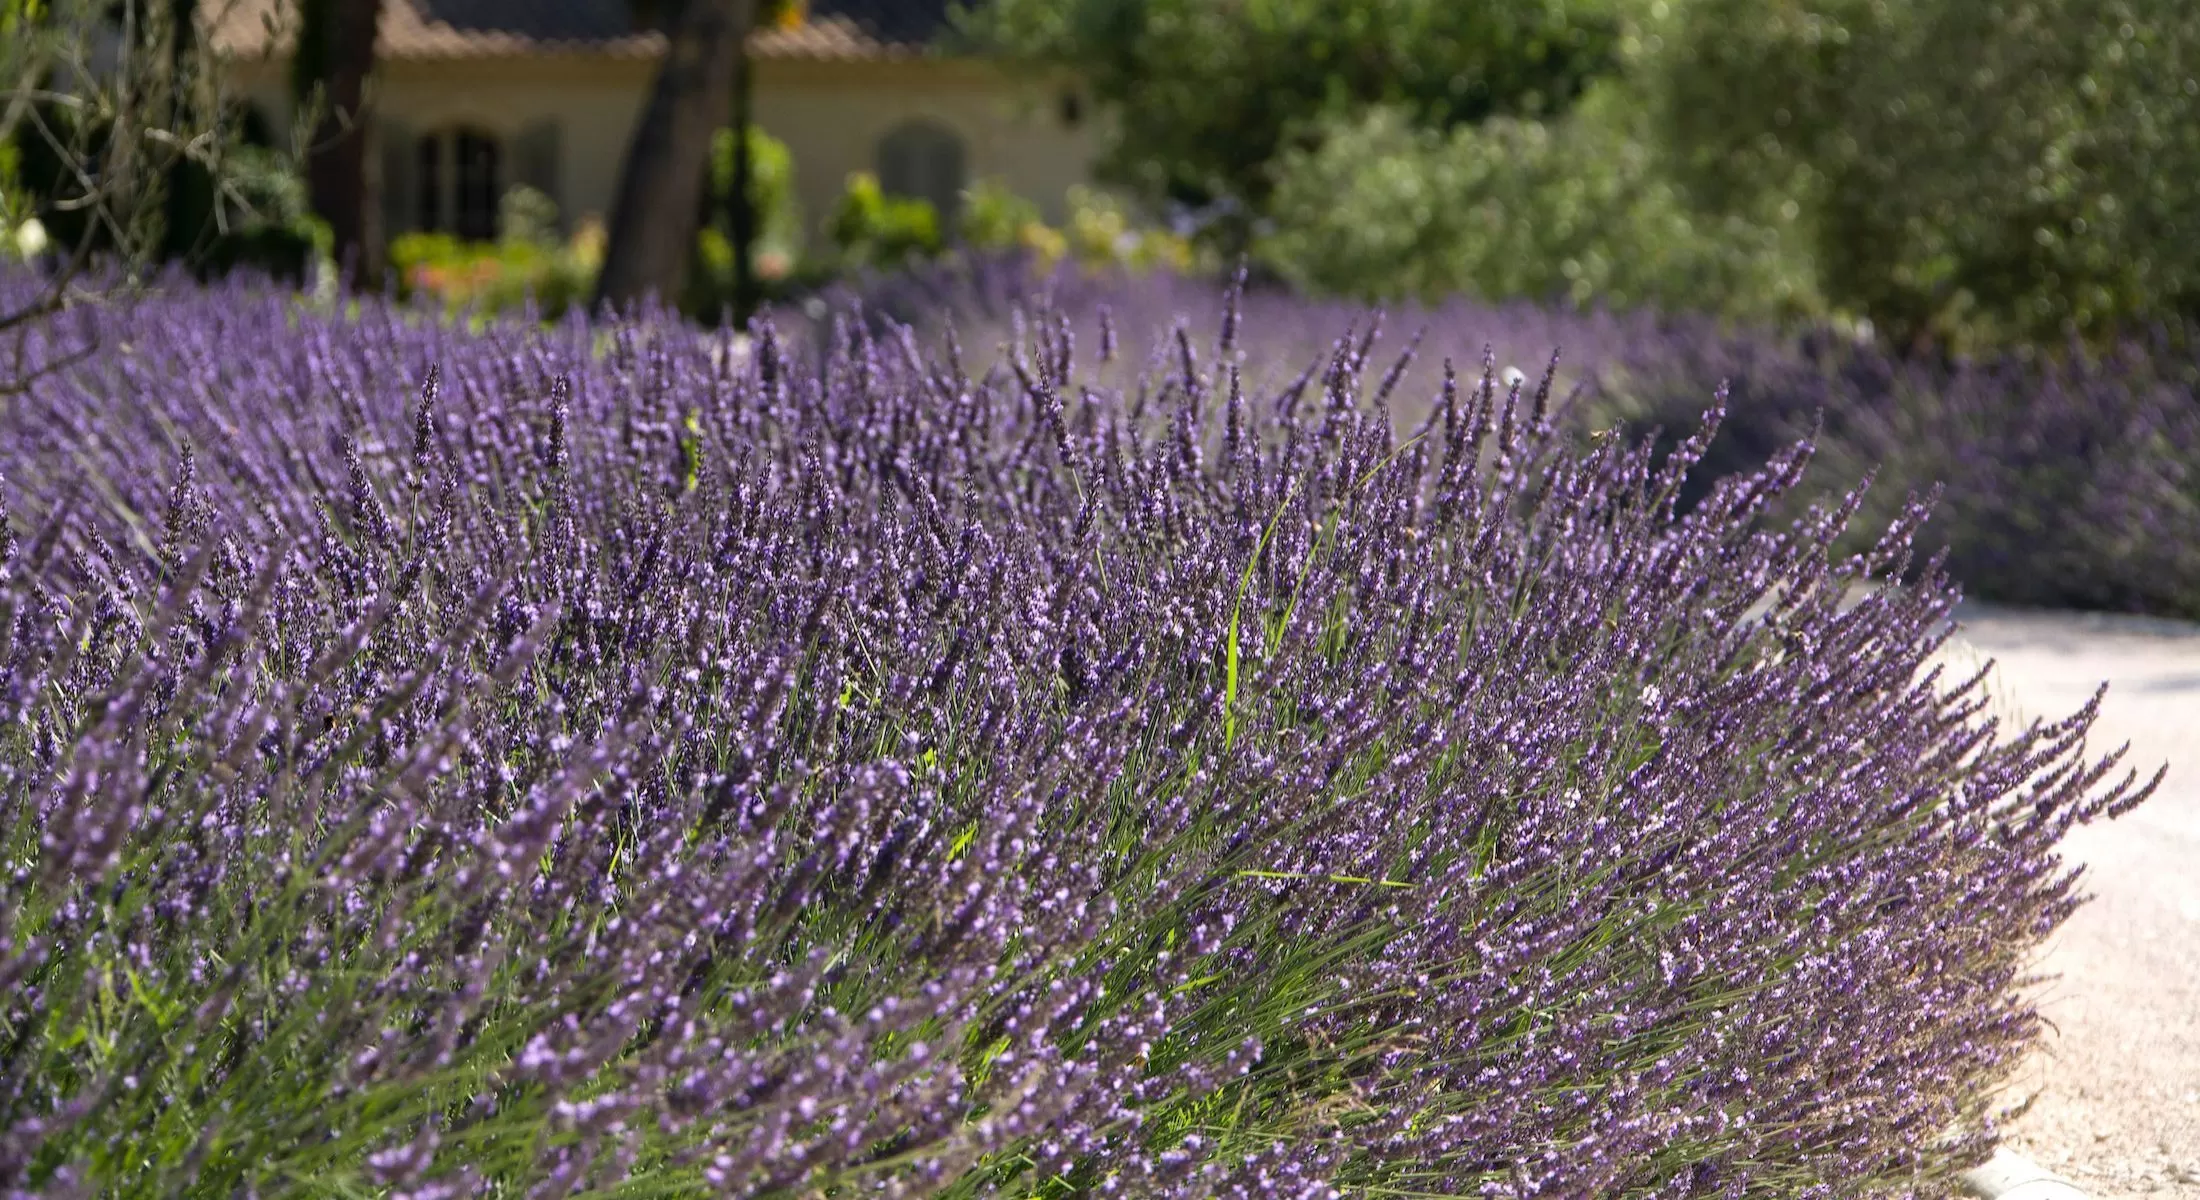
[962, 0, 1625, 242]
[957, 177, 1044, 251]
[953, 179, 1206, 274]
[684, 227, 811, 319]
[700, 123, 802, 257]
[497, 184, 561, 247]
[1258, 86, 1820, 319]
[0, 136, 22, 236]
[827, 171, 944, 269]
[1060, 185, 1202, 274]
[1654, 0, 2200, 349]
[390, 223, 597, 320]
[682, 125, 805, 318]
[9, 103, 327, 282]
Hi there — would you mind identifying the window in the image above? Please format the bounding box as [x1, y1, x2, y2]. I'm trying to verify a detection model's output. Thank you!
[416, 136, 442, 233]
[414, 126, 502, 240]
[454, 130, 500, 241]
[876, 119, 967, 224]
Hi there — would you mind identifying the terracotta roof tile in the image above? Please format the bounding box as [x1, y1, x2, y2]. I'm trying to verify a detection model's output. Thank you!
[204, 0, 952, 62]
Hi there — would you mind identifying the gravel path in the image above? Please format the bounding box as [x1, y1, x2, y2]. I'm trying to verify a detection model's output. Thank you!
[1940, 603, 2200, 1199]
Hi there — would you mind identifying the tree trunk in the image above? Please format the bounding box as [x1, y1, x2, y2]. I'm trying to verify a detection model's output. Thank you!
[300, 0, 383, 285]
[593, 0, 758, 313]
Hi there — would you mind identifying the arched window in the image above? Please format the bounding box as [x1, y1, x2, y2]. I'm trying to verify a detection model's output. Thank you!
[415, 125, 503, 241]
[876, 119, 966, 223]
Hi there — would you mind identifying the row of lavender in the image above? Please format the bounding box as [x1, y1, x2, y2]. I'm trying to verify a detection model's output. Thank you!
[845, 259, 2200, 618]
[0, 270, 2154, 1196]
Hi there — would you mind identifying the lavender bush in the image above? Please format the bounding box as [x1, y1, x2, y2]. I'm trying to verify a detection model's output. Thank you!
[1586, 321, 2200, 619]
[0, 269, 2156, 1196]
[848, 258, 2200, 620]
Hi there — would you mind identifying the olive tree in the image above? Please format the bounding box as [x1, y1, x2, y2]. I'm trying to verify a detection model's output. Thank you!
[1655, 0, 2200, 350]
[2, 0, 249, 390]
[960, 0, 1626, 252]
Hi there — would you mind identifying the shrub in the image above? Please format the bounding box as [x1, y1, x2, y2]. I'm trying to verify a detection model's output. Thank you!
[840, 259, 2200, 627]
[1585, 319, 2200, 618]
[390, 217, 597, 321]
[700, 123, 802, 259]
[957, 177, 1049, 253]
[1258, 86, 1820, 321]
[1652, 0, 2200, 350]
[681, 125, 807, 320]
[497, 183, 562, 248]
[1060, 184, 1201, 274]
[827, 171, 944, 269]
[0, 270, 2153, 1194]
[837, 261, 2200, 619]
[964, 0, 1624, 251]
[821, 185, 1198, 305]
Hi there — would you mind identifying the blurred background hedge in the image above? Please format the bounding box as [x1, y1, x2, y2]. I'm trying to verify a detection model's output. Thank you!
[10, 0, 2199, 356]
[963, 0, 2200, 355]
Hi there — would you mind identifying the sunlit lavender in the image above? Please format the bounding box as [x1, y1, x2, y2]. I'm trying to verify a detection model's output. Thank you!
[0, 269, 2156, 1196]
[846, 258, 2200, 620]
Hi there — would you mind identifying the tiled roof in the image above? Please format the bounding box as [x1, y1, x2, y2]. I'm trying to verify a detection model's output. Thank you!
[204, 0, 957, 62]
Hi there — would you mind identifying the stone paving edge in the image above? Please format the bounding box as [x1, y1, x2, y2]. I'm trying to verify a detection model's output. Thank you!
[1962, 1148, 2092, 1200]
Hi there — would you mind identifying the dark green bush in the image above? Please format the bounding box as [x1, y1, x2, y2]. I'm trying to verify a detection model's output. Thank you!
[1653, 0, 2200, 350]
[697, 124, 802, 263]
[956, 177, 1045, 252]
[681, 126, 804, 320]
[827, 171, 944, 269]
[1257, 86, 1820, 320]
[964, 0, 1625, 248]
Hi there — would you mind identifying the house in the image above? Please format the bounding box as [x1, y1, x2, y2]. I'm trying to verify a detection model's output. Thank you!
[204, 0, 1102, 260]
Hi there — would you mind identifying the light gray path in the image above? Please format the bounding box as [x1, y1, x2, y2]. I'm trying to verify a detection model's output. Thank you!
[1941, 604, 2200, 1199]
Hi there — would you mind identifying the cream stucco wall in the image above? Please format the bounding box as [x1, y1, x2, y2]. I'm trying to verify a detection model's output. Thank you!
[224, 51, 1102, 251]
[752, 58, 1103, 233]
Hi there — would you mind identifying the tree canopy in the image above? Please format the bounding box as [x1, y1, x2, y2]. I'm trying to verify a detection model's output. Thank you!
[1652, 0, 2200, 348]
[959, 0, 1625, 246]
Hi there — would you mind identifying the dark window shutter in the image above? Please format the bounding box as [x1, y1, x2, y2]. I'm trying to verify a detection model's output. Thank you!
[876, 119, 966, 224]
[418, 135, 445, 233]
[930, 135, 966, 224]
[454, 129, 500, 241]
[878, 133, 917, 197]
[380, 118, 417, 240]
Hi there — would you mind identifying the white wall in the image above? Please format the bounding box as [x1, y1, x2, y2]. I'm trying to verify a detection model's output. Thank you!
[752, 58, 1103, 233]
